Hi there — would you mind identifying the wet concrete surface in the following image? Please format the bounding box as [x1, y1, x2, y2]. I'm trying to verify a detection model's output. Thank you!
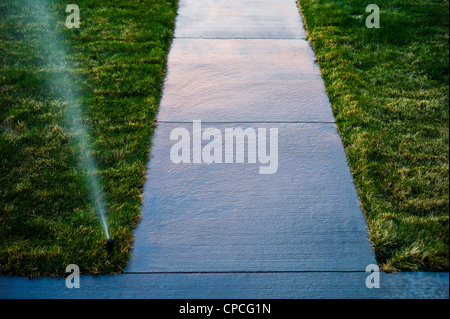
[1, 272, 448, 299]
[126, 123, 376, 273]
[127, 0, 377, 277]
[157, 39, 335, 123]
[175, 0, 307, 39]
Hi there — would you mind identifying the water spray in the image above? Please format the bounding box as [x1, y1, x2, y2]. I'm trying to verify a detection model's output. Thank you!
[28, 0, 111, 242]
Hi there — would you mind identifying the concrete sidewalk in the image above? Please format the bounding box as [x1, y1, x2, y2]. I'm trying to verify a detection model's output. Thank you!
[1, 0, 448, 299]
[126, 0, 376, 275]
[1, 272, 448, 299]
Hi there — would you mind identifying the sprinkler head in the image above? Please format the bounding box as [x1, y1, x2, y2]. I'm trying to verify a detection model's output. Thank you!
[106, 238, 114, 253]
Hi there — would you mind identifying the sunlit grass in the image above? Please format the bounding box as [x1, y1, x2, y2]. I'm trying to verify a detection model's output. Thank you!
[0, 0, 178, 276]
[298, 0, 449, 271]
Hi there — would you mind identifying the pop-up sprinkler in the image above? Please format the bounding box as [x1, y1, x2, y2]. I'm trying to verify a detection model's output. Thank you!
[106, 238, 114, 252]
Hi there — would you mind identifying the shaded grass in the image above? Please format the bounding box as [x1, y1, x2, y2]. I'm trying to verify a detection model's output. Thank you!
[0, 0, 178, 276]
[298, 0, 449, 271]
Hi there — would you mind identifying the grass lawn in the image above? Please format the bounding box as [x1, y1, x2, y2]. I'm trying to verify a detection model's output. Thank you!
[298, 0, 449, 271]
[0, 0, 177, 276]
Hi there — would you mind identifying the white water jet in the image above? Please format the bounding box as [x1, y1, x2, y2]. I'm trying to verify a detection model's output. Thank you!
[26, 0, 110, 239]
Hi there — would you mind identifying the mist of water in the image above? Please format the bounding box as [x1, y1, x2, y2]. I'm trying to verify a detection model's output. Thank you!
[25, 0, 110, 239]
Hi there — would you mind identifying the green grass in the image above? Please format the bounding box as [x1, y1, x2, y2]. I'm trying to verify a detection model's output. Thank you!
[298, 0, 449, 271]
[0, 0, 178, 276]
